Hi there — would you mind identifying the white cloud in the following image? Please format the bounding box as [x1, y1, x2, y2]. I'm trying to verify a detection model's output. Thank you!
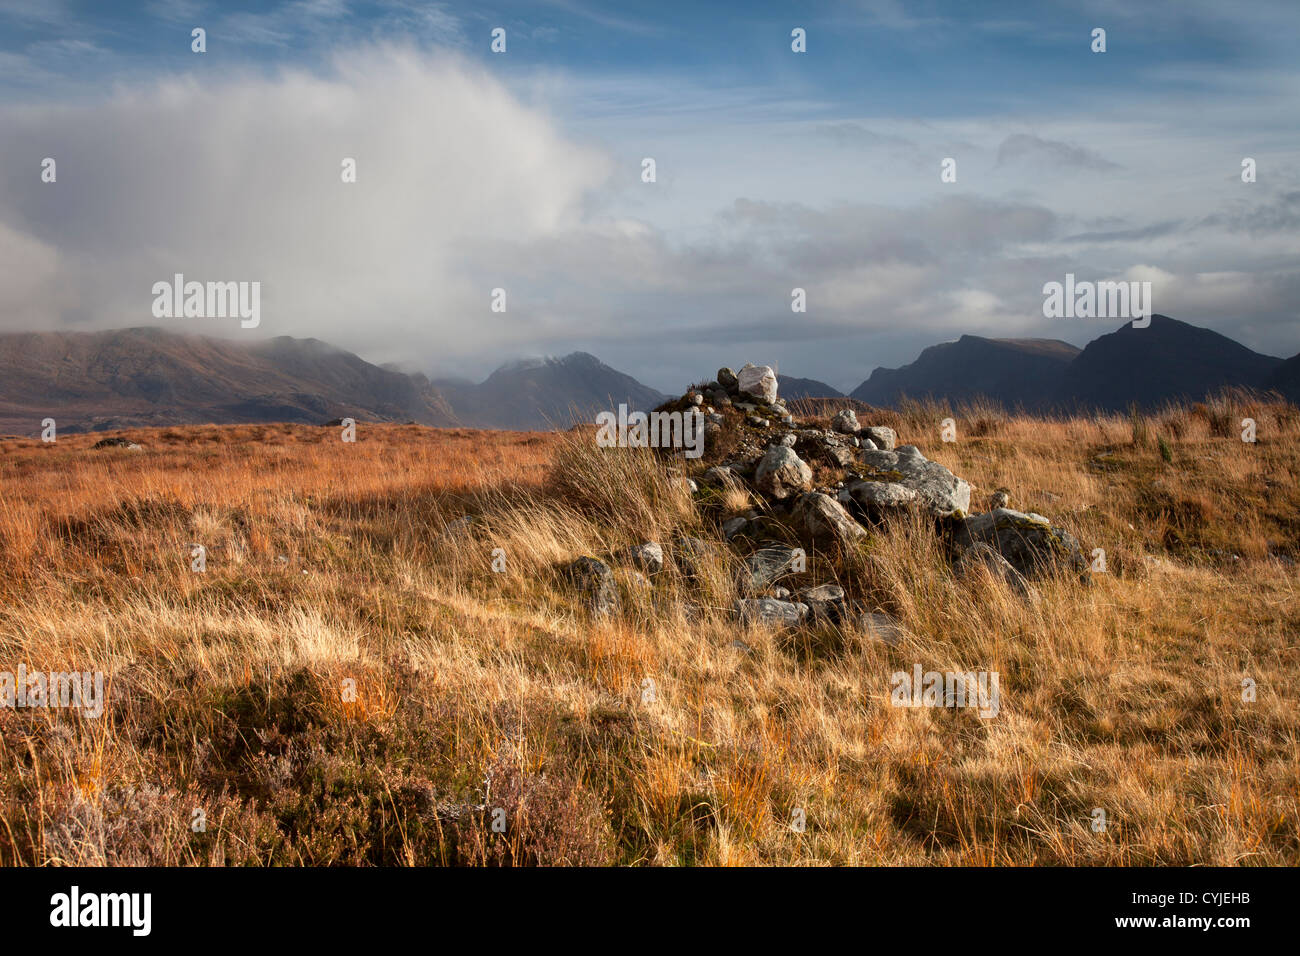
[0, 45, 611, 368]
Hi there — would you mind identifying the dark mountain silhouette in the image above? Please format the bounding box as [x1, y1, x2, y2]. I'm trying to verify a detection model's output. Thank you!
[0, 327, 457, 434]
[1262, 351, 1300, 403]
[1057, 315, 1283, 411]
[850, 335, 1080, 410]
[431, 351, 671, 430]
[777, 375, 843, 400]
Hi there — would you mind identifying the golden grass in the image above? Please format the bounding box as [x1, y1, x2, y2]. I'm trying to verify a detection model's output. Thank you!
[0, 403, 1297, 866]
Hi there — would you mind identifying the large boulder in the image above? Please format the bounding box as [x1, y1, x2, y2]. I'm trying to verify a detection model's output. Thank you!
[753, 445, 813, 500]
[792, 492, 867, 549]
[958, 508, 1087, 577]
[844, 445, 970, 518]
[736, 363, 778, 404]
[562, 557, 620, 616]
[717, 367, 739, 391]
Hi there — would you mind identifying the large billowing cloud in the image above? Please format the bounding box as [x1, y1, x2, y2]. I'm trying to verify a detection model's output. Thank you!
[0, 45, 611, 363]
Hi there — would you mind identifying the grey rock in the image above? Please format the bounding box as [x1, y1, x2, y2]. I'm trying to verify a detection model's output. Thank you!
[562, 556, 620, 616]
[627, 541, 664, 575]
[736, 363, 779, 403]
[734, 598, 808, 627]
[754, 445, 813, 500]
[861, 426, 896, 451]
[831, 409, 860, 435]
[672, 535, 716, 576]
[717, 367, 738, 391]
[721, 515, 749, 540]
[701, 465, 737, 487]
[747, 416, 770, 429]
[955, 541, 1040, 604]
[742, 542, 804, 591]
[849, 445, 970, 518]
[823, 445, 856, 468]
[958, 507, 1087, 577]
[839, 480, 921, 513]
[792, 492, 867, 548]
[798, 583, 848, 624]
[860, 611, 907, 646]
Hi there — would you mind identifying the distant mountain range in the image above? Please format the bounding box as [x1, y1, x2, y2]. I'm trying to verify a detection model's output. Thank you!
[0, 315, 1294, 435]
[0, 329, 666, 434]
[850, 336, 1081, 408]
[851, 315, 1288, 411]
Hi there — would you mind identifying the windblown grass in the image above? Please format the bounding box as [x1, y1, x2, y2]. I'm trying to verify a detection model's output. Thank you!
[0, 400, 1296, 866]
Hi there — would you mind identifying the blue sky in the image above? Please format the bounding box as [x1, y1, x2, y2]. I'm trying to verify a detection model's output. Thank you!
[1, 0, 1297, 391]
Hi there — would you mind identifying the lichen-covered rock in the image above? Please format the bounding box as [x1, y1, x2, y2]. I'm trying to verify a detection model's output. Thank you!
[754, 445, 812, 500]
[734, 598, 808, 627]
[849, 445, 970, 518]
[717, 367, 738, 391]
[861, 426, 896, 451]
[957, 507, 1087, 577]
[562, 556, 620, 616]
[736, 363, 778, 403]
[792, 492, 867, 549]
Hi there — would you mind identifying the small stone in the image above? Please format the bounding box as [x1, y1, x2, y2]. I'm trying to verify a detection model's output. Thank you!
[627, 542, 664, 575]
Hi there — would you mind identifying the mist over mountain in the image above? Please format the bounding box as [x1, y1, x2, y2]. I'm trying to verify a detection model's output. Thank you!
[0, 328, 456, 435]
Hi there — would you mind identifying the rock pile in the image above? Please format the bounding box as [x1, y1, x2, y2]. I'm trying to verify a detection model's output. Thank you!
[559, 363, 1087, 635]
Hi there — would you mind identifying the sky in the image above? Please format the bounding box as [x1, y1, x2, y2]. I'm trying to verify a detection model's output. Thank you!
[0, 0, 1297, 394]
